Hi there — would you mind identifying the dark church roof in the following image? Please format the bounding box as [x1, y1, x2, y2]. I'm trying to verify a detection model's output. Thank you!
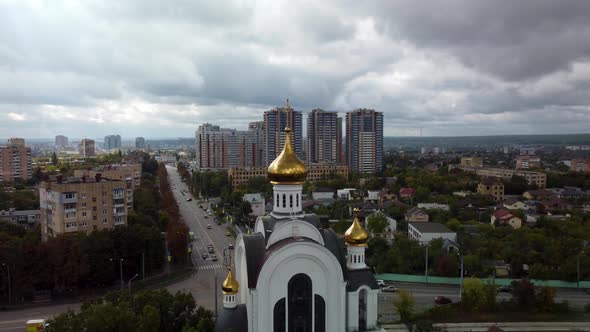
[214, 304, 248, 332]
[346, 268, 380, 291]
[242, 233, 266, 289]
[259, 213, 321, 244]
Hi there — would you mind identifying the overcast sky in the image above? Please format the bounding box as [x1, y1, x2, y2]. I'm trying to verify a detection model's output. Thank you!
[1, 0, 590, 139]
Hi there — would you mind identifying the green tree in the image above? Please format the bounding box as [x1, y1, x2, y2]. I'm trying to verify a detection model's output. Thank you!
[536, 286, 556, 312]
[51, 152, 58, 165]
[511, 279, 536, 310]
[393, 289, 415, 323]
[366, 212, 389, 234]
[138, 305, 160, 332]
[462, 278, 485, 310]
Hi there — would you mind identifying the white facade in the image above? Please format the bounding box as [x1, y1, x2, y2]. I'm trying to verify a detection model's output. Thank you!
[312, 191, 335, 200]
[408, 223, 457, 244]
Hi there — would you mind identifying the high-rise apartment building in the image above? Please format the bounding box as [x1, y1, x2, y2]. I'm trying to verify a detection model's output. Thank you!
[0, 138, 32, 182]
[135, 137, 146, 149]
[264, 107, 303, 165]
[39, 175, 130, 241]
[195, 122, 266, 169]
[55, 135, 68, 148]
[306, 109, 342, 165]
[79, 139, 95, 157]
[345, 109, 383, 173]
[515, 155, 541, 170]
[104, 135, 122, 150]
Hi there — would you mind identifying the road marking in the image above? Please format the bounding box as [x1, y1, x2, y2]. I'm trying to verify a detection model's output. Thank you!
[197, 264, 225, 271]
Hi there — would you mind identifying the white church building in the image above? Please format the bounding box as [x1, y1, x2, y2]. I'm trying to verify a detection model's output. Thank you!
[215, 101, 381, 332]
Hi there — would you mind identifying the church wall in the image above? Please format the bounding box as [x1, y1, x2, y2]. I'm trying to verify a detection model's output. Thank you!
[255, 241, 346, 332]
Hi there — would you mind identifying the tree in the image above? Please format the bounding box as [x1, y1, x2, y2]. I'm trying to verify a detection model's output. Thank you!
[393, 289, 415, 323]
[511, 279, 536, 310]
[435, 254, 458, 277]
[138, 305, 160, 332]
[51, 152, 58, 165]
[536, 286, 556, 312]
[462, 278, 485, 310]
[366, 213, 389, 234]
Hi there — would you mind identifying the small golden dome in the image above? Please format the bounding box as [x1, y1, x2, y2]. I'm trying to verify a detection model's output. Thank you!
[345, 208, 369, 246]
[222, 267, 239, 295]
[267, 100, 307, 185]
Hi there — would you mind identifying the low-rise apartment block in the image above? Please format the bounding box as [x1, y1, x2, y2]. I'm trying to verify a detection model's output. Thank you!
[0, 209, 40, 225]
[515, 155, 541, 170]
[0, 138, 32, 182]
[39, 175, 130, 241]
[460, 157, 483, 168]
[457, 166, 546, 188]
[228, 164, 349, 189]
[477, 177, 505, 202]
[408, 222, 456, 244]
[570, 159, 590, 173]
[74, 164, 142, 210]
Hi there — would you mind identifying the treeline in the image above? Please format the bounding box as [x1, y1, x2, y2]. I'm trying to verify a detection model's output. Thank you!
[159, 164, 190, 265]
[48, 289, 214, 332]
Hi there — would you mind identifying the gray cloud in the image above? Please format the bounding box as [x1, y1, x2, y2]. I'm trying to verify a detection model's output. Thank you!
[0, 0, 589, 138]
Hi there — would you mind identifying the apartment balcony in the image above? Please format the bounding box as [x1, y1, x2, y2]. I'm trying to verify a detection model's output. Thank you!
[113, 209, 126, 217]
[64, 208, 77, 215]
[64, 223, 78, 232]
[61, 193, 78, 204]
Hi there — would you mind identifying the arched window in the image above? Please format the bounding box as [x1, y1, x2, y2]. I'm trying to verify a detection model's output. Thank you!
[290, 195, 293, 208]
[283, 194, 286, 208]
[273, 298, 286, 332]
[359, 289, 368, 331]
[276, 193, 279, 207]
[314, 294, 326, 332]
[296, 193, 299, 207]
[288, 273, 312, 332]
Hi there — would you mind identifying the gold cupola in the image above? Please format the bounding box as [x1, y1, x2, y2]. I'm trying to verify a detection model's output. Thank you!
[345, 208, 369, 246]
[221, 266, 239, 295]
[267, 99, 307, 185]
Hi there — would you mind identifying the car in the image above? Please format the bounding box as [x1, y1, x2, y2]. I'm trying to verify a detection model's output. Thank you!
[497, 285, 512, 293]
[188, 231, 195, 241]
[186, 198, 192, 202]
[226, 231, 232, 237]
[434, 296, 452, 305]
[377, 279, 385, 287]
[228, 243, 234, 250]
[208, 247, 215, 253]
[381, 286, 398, 293]
[201, 253, 207, 260]
[204, 215, 209, 219]
[210, 255, 218, 261]
[207, 224, 212, 229]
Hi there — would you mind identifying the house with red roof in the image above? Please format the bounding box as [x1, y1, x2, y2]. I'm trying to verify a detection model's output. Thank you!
[491, 209, 522, 229]
[399, 187, 416, 199]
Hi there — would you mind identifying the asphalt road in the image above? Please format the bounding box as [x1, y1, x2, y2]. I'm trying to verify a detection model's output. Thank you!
[164, 165, 233, 314]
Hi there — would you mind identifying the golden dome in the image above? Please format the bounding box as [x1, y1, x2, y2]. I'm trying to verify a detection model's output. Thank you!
[345, 208, 369, 246]
[221, 267, 239, 295]
[267, 100, 307, 184]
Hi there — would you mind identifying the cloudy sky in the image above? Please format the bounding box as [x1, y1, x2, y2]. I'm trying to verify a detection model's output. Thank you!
[1, 0, 590, 139]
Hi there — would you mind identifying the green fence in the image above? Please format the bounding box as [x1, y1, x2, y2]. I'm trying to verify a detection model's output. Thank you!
[375, 273, 590, 288]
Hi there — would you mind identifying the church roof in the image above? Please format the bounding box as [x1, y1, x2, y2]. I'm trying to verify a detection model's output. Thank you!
[346, 268, 380, 292]
[242, 233, 266, 289]
[259, 214, 321, 244]
[214, 304, 248, 332]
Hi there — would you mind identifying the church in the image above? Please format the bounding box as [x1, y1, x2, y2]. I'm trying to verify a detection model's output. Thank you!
[215, 101, 381, 332]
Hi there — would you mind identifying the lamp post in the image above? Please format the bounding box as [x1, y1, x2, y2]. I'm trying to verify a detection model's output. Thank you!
[128, 274, 139, 296]
[578, 250, 585, 289]
[1, 263, 10, 306]
[456, 252, 464, 302]
[424, 245, 430, 284]
[110, 258, 124, 291]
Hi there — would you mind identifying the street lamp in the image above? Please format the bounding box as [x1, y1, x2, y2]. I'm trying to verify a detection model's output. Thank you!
[424, 244, 430, 284]
[456, 251, 464, 302]
[128, 274, 139, 296]
[1, 263, 11, 306]
[110, 258, 124, 291]
[578, 249, 585, 289]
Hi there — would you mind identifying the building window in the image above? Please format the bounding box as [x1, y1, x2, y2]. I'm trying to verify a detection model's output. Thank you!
[82, 211, 87, 217]
[103, 218, 108, 224]
[81, 221, 88, 227]
[290, 195, 293, 208]
[65, 192, 75, 199]
[282, 194, 286, 208]
[82, 193, 87, 199]
[102, 200, 107, 206]
[81, 202, 87, 208]
[296, 193, 299, 207]
[65, 212, 76, 219]
[92, 197, 96, 202]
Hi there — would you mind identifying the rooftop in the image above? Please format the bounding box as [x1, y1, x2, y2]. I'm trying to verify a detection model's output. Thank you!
[409, 222, 454, 234]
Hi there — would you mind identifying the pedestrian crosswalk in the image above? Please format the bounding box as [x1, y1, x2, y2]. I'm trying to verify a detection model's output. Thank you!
[197, 264, 225, 271]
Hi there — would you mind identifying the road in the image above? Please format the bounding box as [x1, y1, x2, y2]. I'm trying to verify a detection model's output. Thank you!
[164, 165, 231, 313]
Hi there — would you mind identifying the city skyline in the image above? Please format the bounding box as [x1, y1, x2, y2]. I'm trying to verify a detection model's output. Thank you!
[1, 1, 590, 138]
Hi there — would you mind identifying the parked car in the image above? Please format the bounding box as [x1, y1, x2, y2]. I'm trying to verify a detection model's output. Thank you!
[376, 279, 385, 287]
[189, 231, 195, 241]
[210, 255, 218, 261]
[208, 247, 215, 253]
[228, 243, 234, 250]
[186, 198, 192, 202]
[207, 224, 212, 229]
[434, 296, 452, 305]
[201, 253, 207, 260]
[381, 286, 398, 293]
[497, 285, 512, 293]
[204, 215, 209, 219]
[226, 231, 232, 237]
